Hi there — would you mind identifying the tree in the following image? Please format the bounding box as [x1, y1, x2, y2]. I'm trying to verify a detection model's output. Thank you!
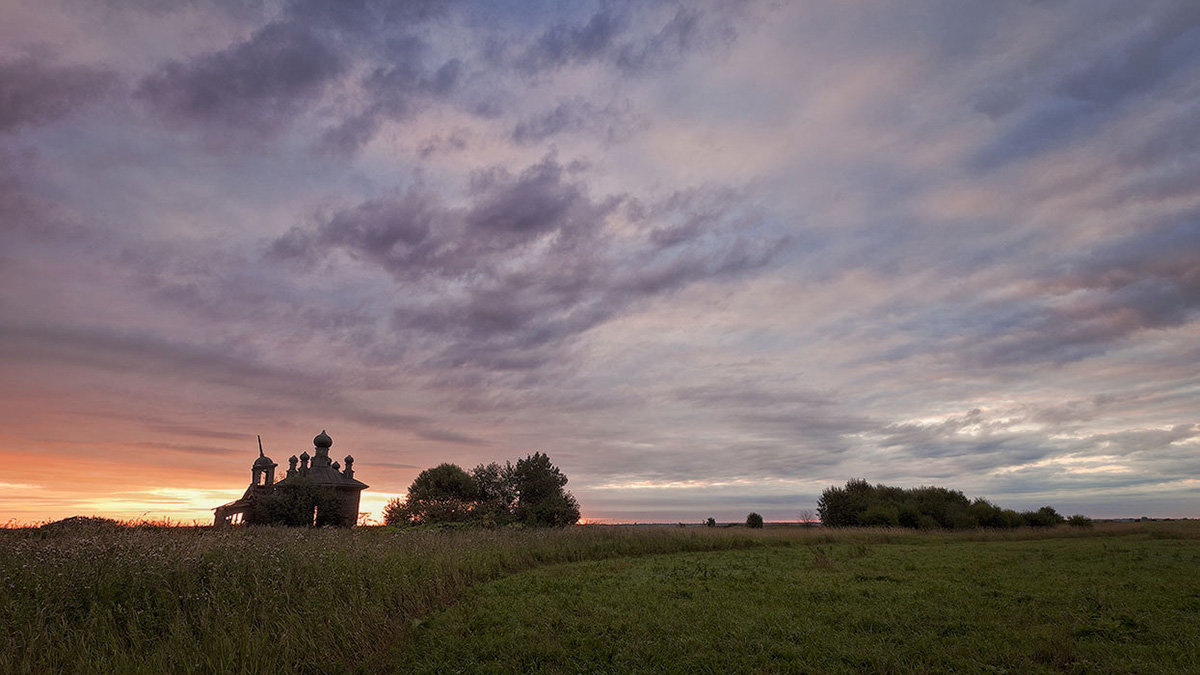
[746, 512, 764, 528]
[471, 461, 517, 525]
[705, 517, 717, 528]
[384, 454, 582, 528]
[798, 509, 815, 528]
[511, 452, 580, 527]
[817, 479, 873, 527]
[385, 463, 477, 526]
[408, 463, 478, 502]
[859, 503, 899, 527]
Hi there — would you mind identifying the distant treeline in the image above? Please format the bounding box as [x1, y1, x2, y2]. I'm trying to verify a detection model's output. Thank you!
[818, 479, 1075, 529]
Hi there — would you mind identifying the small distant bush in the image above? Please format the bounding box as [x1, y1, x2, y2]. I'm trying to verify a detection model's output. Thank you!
[705, 517, 716, 528]
[1067, 514, 1094, 528]
[746, 512, 764, 528]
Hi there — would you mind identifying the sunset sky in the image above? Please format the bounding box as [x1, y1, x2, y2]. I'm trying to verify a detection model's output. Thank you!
[3, 1, 1199, 525]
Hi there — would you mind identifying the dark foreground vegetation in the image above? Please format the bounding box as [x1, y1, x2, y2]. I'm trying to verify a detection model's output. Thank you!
[818, 478, 1082, 529]
[3, 519, 1197, 673]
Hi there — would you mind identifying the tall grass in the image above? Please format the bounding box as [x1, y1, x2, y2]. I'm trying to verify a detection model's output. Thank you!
[1, 520, 1191, 673]
[1, 523, 771, 673]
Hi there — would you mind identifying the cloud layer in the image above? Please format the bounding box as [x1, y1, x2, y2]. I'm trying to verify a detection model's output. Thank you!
[2, 0, 1199, 523]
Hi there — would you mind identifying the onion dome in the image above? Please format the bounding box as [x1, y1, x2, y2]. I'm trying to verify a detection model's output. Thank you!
[314, 430, 333, 448]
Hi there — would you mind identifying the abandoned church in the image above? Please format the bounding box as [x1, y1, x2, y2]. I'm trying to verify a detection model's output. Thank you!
[213, 430, 368, 527]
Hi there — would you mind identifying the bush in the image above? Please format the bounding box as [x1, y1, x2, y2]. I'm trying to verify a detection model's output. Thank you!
[816, 479, 1068, 531]
[408, 463, 478, 502]
[897, 504, 921, 529]
[385, 463, 478, 527]
[917, 515, 941, 530]
[999, 509, 1025, 528]
[859, 504, 899, 527]
[251, 479, 346, 527]
[705, 517, 716, 528]
[385, 496, 477, 527]
[1067, 514, 1094, 528]
[969, 499, 1005, 528]
[817, 479, 871, 527]
[471, 462, 517, 526]
[1022, 506, 1065, 528]
[746, 513, 764, 528]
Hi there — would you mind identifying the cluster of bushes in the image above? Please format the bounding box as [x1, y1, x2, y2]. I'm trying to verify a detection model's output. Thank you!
[384, 452, 580, 528]
[817, 479, 1070, 530]
[249, 479, 352, 527]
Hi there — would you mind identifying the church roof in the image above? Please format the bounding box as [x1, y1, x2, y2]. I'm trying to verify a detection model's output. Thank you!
[276, 466, 368, 490]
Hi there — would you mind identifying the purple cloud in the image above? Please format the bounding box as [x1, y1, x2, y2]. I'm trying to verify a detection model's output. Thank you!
[137, 21, 345, 136]
[0, 55, 115, 133]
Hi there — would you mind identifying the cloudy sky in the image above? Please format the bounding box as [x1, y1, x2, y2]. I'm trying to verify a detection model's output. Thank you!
[2, 0, 1199, 525]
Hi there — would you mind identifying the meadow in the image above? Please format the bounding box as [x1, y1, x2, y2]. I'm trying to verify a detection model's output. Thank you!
[3, 520, 1198, 673]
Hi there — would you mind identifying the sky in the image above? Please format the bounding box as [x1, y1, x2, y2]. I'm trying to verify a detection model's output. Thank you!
[2, 0, 1199, 525]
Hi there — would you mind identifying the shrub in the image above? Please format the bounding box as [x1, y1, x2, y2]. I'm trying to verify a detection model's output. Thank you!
[1067, 514, 1094, 528]
[471, 462, 517, 526]
[999, 509, 1025, 528]
[859, 504, 899, 527]
[251, 479, 346, 527]
[817, 479, 1068, 531]
[386, 496, 477, 527]
[746, 512, 764, 528]
[817, 480, 869, 527]
[970, 499, 1005, 528]
[705, 517, 716, 528]
[917, 515, 941, 530]
[1022, 506, 1065, 528]
[897, 504, 921, 529]
[385, 463, 478, 527]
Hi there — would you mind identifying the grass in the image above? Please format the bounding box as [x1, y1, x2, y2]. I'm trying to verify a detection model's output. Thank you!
[1, 521, 773, 673]
[2, 520, 1197, 673]
[400, 525, 1200, 674]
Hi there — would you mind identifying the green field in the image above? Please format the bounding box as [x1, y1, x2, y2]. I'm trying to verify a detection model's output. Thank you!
[3, 521, 1199, 673]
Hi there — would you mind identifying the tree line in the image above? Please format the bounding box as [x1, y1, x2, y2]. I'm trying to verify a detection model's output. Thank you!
[384, 452, 581, 527]
[817, 478, 1078, 529]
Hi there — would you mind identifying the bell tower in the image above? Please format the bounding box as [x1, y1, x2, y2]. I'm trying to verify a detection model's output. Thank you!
[251, 435, 277, 486]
